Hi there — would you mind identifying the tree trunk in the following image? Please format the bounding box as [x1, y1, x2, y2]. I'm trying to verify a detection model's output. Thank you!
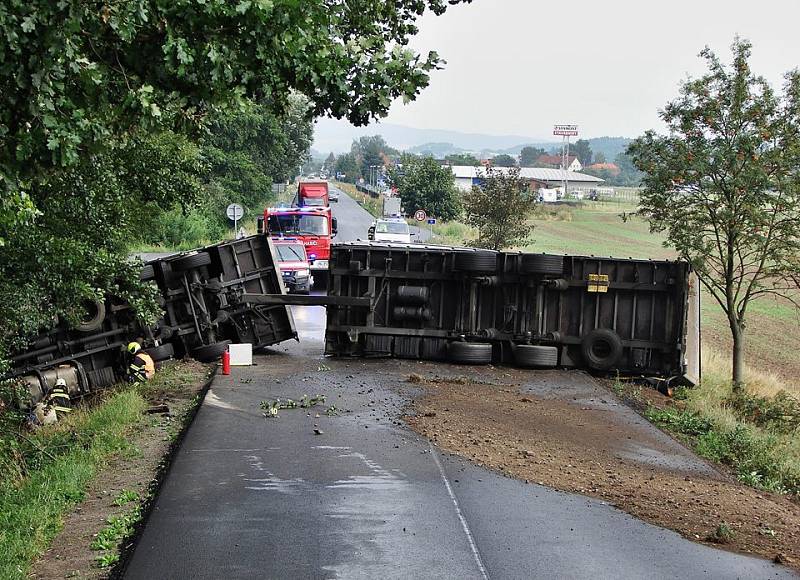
[730, 320, 745, 391]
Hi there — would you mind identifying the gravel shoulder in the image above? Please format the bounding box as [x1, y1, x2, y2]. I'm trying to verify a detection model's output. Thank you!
[404, 368, 800, 570]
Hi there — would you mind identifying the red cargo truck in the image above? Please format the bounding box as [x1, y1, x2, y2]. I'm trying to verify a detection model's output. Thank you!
[260, 206, 337, 288]
[298, 181, 329, 207]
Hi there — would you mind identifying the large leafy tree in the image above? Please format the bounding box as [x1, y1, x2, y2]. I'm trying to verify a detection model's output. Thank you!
[334, 152, 359, 182]
[629, 38, 800, 388]
[463, 166, 537, 250]
[0, 0, 466, 179]
[519, 146, 547, 167]
[351, 135, 399, 180]
[0, 0, 469, 360]
[390, 155, 461, 220]
[204, 95, 313, 221]
[445, 152, 481, 166]
[569, 139, 593, 166]
[490, 154, 517, 167]
[0, 132, 204, 357]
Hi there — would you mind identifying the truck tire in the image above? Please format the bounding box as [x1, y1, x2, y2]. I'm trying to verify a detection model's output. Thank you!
[581, 329, 624, 370]
[146, 343, 175, 362]
[77, 300, 106, 333]
[514, 345, 558, 368]
[454, 251, 497, 273]
[172, 252, 212, 272]
[447, 341, 493, 365]
[191, 340, 231, 363]
[139, 264, 156, 281]
[521, 254, 564, 275]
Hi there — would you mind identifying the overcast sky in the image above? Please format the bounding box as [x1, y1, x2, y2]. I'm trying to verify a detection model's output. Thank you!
[332, 0, 800, 141]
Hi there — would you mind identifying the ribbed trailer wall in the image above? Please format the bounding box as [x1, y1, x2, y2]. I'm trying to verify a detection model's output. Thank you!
[324, 242, 698, 381]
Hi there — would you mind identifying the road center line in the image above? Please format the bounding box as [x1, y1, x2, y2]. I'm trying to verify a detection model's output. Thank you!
[429, 443, 490, 580]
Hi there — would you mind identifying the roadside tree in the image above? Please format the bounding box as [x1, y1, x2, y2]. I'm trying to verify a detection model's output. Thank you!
[445, 153, 481, 166]
[390, 155, 461, 221]
[491, 154, 517, 167]
[463, 166, 537, 250]
[334, 153, 360, 183]
[570, 140, 593, 166]
[520, 146, 547, 167]
[0, 0, 468, 361]
[629, 38, 800, 388]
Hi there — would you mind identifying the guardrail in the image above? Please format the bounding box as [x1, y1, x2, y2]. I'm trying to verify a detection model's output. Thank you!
[355, 183, 383, 198]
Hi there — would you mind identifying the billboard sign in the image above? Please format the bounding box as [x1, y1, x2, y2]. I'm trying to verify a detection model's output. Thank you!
[553, 124, 578, 136]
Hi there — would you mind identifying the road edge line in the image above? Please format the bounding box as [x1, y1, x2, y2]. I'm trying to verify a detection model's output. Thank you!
[429, 442, 490, 580]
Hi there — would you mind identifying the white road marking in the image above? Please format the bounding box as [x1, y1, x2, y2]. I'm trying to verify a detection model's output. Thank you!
[429, 443, 490, 580]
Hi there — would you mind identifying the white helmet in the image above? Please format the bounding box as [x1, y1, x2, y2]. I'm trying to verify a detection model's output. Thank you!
[55, 378, 67, 388]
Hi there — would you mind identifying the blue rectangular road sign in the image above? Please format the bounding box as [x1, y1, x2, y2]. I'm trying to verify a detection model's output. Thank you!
[427, 218, 436, 225]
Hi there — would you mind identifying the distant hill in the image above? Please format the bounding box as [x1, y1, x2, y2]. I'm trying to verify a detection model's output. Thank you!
[585, 137, 632, 162]
[407, 142, 468, 156]
[312, 119, 634, 162]
[313, 118, 553, 154]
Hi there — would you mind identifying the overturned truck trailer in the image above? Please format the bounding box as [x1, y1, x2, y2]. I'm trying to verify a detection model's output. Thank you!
[7, 235, 295, 407]
[324, 242, 700, 384]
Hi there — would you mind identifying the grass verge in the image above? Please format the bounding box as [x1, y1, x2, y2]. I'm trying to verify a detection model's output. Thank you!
[0, 362, 206, 579]
[642, 348, 800, 497]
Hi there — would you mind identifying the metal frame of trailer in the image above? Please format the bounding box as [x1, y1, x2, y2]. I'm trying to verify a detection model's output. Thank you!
[6, 237, 701, 410]
[322, 242, 700, 384]
[6, 235, 296, 407]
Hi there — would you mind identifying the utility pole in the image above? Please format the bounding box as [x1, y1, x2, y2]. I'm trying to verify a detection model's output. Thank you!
[554, 124, 578, 198]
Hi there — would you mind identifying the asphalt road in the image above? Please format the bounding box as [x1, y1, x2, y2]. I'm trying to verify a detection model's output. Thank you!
[330, 183, 431, 243]
[123, 188, 795, 580]
[330, 184, 375, 243]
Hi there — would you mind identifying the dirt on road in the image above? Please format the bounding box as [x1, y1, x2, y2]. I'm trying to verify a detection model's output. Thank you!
[404, 369, 800, 569]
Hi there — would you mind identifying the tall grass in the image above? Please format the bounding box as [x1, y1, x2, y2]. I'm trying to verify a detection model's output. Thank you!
[648, 347, 800, 495]
[0, 362, 205, 579]
[0, 391, 146, 579]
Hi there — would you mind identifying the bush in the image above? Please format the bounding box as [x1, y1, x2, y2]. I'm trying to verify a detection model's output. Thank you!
[644, 407, 713, 436]
[728, 391, 800, 434]
[647, 405, 800, 495]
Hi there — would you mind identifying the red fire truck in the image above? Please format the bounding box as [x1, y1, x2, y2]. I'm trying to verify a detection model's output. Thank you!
[260, 206, 337, 288]
[297, 181, 329, 207]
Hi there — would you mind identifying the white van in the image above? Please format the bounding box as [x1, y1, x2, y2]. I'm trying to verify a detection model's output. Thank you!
[369, 218, 412, 244]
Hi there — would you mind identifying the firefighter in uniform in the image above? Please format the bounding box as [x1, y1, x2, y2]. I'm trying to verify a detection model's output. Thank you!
[46, 378, 72, 420]
[127, 342, 155, 383]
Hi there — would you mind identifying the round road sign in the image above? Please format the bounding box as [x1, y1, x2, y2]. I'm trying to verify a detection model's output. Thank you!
[414, 209, 427, 222]
[226, 203, 244, 221]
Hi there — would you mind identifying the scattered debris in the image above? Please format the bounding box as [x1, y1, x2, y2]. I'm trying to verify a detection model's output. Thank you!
[260, 395, 327, 418]
[707, 522, 736, 544]
[774, 553, 793, 565]
[408, 373, 424, 384]
[145, 404, 170, 415]
[325, 405, 340, 416]
[313, 428, 323, 435]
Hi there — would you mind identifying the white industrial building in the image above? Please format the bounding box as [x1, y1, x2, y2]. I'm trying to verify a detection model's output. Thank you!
[449, 166, 604, 193]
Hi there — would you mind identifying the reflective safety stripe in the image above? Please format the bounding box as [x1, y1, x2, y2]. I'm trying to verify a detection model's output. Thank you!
[53, 406, 72, 413]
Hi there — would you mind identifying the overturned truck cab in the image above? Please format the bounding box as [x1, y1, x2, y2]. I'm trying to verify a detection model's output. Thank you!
[324, 242, 701, 384]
